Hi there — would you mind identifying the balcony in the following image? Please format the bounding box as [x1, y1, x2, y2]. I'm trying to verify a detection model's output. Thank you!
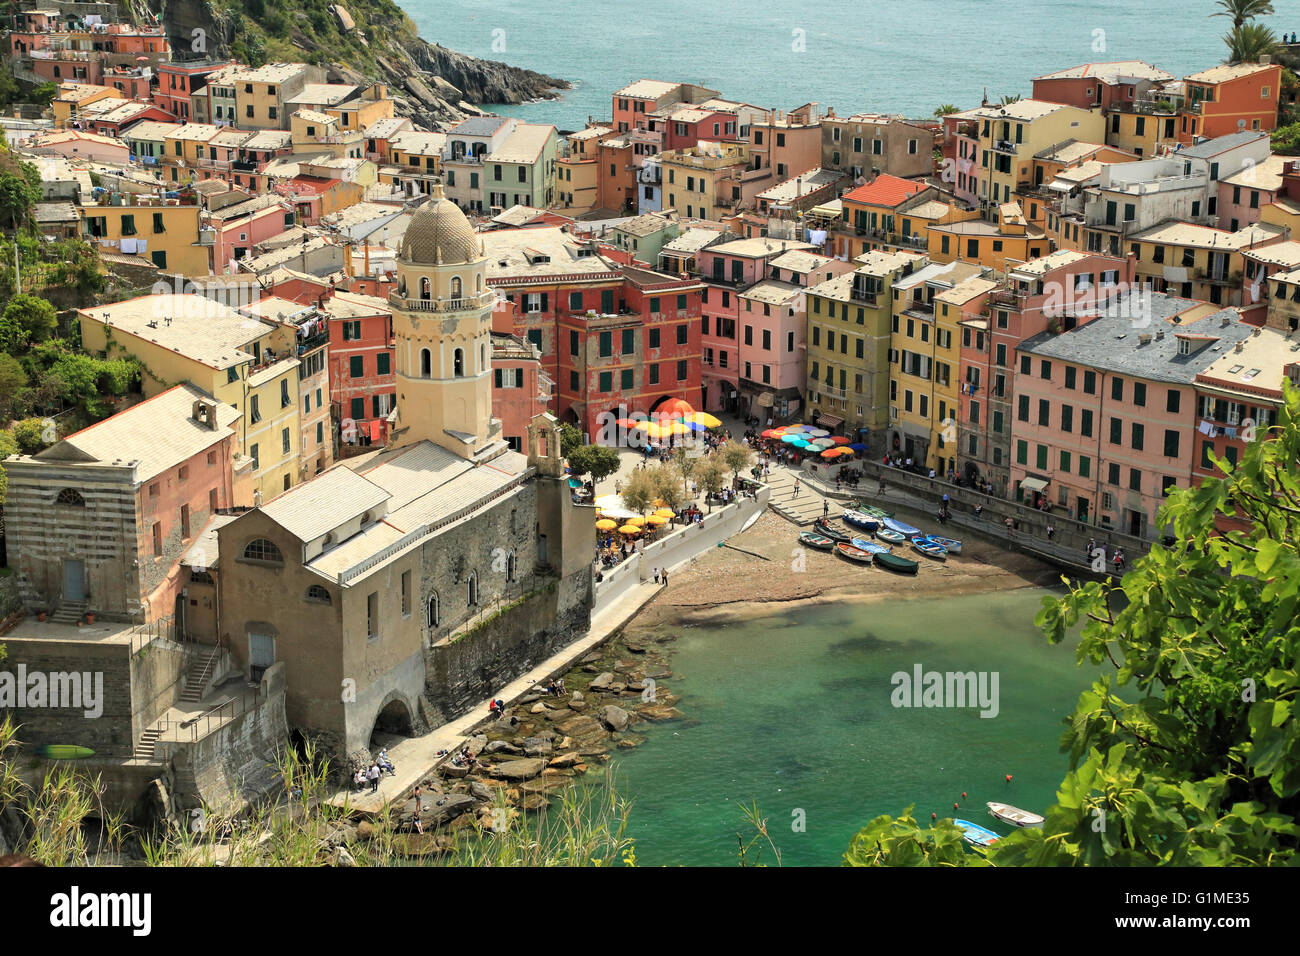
[232, 159, 258, 173]
[298, 330, 330, 354]
[390, 291, 498, 313]
[989, 139, 1017, 154]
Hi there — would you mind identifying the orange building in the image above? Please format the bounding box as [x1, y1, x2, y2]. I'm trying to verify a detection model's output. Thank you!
[1180, 61, 1282, 143]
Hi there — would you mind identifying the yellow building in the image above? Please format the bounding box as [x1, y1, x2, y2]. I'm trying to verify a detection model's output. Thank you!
[79, 293, 307, 498]
[291, 109, 365, 159]
[231, 63, 319, 130]
[927, 202, 1049, 272]
[161, 123, 220, 185]
[1104, 109, 1179, 159]
[52, 83, 120, 127]
[888, 259, 989, 471]
[805, 249, 926, 445]
[967, 99, 1107, 210]
[1127, 220, 1286, 307]
[660, 142, 753, 221]
[80, 192, 211, 274]
[557, 125, 614, 214]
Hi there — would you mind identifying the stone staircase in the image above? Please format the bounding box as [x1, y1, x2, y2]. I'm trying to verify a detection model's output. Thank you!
[179, 647, 222, 704]
[134, 726, 162, 759]
[48, 601, 87, 626]
[764, 469, 833, 526]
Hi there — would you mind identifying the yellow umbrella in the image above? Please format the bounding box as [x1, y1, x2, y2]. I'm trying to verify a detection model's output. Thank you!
[595, 518, 618, 531]
[618, 524, 642, 535]
[646, 514, 669, 525]
[627, 515, 647, 526]
[654, 508, 675, 517]
[688, 411, 721, 428]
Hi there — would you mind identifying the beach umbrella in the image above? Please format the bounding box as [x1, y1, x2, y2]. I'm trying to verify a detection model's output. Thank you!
[616, 417, 643, 429]
[810, 437, 835, 448]
[595, 519, 617, 531]
[646, 514, 669, 525]
[654, 508, 675, 517]
[627, 515, 647, 526]
[761, 429, 782, 439]
[830, 436, 852, 445]
[820, 448, 840, 459]
[808, 428, 830, 438]
[687, 411, 722, 428]
[618, 524, 642, 535]
[848, 442, 867, 451]
[789, 437, 810, 447]
[781, 434, 803, 444]
[684, 421, 707, 432]
[656, 398, 695, 419]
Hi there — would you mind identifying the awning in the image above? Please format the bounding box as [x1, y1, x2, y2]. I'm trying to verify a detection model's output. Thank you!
[817, 413, 844, 428]
[756, 391, 775, 408]
[1020, 476, 1049, 493]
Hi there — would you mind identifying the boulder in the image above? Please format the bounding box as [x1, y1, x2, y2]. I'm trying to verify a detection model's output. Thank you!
[530, 703, 549, 714]
[356, 820, 377, 840]
[426, 793, 477, 825]
[464, 735, 488, 757]
[522, 794, 550, 811]
[548, 752, 583, 768]
[635, 703, 684, 721]
[484, 740, 522, 755]
[333, 846, 357, 867]
[567, 698, 587, 711]
[519, 692, 541, 704]
[598, 705, 630, 732]
[645, 664, 672, 679]
[469, 781, 495, 802]
[439, 762, 470, 779]
[588, 672, 616, 691]
[522, 736, 553, 757]
[557, 715, 604, 740]
[488, 758, 546, 781]
[570, 691, 584, 703]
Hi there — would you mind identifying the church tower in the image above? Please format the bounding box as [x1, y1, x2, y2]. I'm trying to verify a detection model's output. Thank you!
[388, 184, 501, 458]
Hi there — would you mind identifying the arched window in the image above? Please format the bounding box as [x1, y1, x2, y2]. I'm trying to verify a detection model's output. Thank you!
[56, 488, 86, 507]
[305, 585, 331, 604]
[426, 593, 440, 628]
[467, 570, 479, 606]
[475, 274, 483, 292]
[242, 538, 283, 563]
[398, 276, 406, 296]
[450, 276, 462, 297]
[420, 276, 431, 300]
[453, 348, 464, 377]
[480, 344, 486, 371]
[506, 551, 516, 582]
[420, 348, 432, 377]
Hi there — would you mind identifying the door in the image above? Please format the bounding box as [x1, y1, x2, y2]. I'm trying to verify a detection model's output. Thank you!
[1127, 509, 1143, 537]
[249, 633, 275, 682]
[63, 560, 86, 601]
[1076, 497, 1089, 524]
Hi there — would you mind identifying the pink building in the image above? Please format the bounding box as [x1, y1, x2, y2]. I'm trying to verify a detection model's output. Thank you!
[205, 194, 294, 273]
[1216, 155, 1286, 232]
[491, 331, 551, 451]
[1010, 292, 1255, 537]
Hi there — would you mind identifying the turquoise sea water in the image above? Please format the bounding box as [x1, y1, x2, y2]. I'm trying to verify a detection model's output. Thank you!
[600, 588, 1098, 866]
[408, 0, 1300, 130]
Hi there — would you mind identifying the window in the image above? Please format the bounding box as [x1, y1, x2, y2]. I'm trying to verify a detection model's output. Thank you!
[1163, 429, 1180, 458]
[1059, 450, 1071, 473]
[242, 538, 283, 563]
[426, 593, 440, 628]
[1036, 444, 1048, 469]
[1111, 377, 1124, 401]
[1016, 440, 1028, 465]
[350, 355, 364, 379]
[1109, 417, 1122, 445]
[677, 359, 687, 381]
[599, 331, 612, 357]
[281, 378, 290, 408]
[467, 570, 479, 606]
[1109, 463, 1121, 486]
[152, 522, 162, 556]
[599, 371, 612, 392]
[1129, 468, 1142, 492]
[367, 592, 379, 641]
[621, 368, 633, 389]
[622, 328, 635, 354]
[1083, 370, 1096, 394]
[649, 363, 659, 384]
[1132, 422, 1144, 451]
[306, 585, 331, 604]
[1061, 404, 1073, 433]
[1017, 395, 1030, 422]
[250, 394, 262, 424]
[56, 488, 86, 506]
[677, 324, 688, 345]
[282, 427, 291, 455]
[1167, 389, 1181, 414]
[1133, 382, 1146, 407]
[401, 570, 412, 616]
[1038, 399, 1050, 426]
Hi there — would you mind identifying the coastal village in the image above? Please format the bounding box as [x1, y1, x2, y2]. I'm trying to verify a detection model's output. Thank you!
[1, 0, 1299, 852]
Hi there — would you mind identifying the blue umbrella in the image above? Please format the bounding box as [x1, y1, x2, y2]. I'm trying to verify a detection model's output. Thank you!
[849, 443, 867, 451]
[781, 434, 803, 444]
[789, 438, 810, 448]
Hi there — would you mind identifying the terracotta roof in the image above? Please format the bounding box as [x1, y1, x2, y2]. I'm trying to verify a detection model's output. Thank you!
[841, 174, 928, 209]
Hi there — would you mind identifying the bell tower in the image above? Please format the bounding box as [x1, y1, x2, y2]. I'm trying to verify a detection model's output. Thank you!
[388, 183, 502, 458]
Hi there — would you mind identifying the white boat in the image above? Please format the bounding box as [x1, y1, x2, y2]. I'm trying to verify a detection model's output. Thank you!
[986, 802, 1043, 828]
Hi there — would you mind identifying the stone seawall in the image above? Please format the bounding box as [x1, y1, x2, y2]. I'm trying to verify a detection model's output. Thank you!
[1, 640, 134, 756]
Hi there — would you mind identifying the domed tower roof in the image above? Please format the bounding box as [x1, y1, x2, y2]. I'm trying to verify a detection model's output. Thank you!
[398, 184, 481, 265]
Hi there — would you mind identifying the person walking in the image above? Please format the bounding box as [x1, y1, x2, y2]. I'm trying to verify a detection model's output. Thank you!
[661, 568, 669, 587]
[413, 785, 423, 815]
[823, 500, 829, 517]
[368, 762, 380, 794]
[653, 567, 661, 584]
[1046, 523, 1055, 541]
[793, 477, 800, 497]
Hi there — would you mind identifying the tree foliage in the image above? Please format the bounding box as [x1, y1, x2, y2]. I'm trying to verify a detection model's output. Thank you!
[1211, 0, 1275, 30]
[558, 422, 583, 458]
[720, 439, 754, 479]
[847, 383, 1300, 866]
[1224, 22, 1279, 63]
[566, 443, 620, 482]
[0, 294, 57, 351]
[620, 468, 656, 516]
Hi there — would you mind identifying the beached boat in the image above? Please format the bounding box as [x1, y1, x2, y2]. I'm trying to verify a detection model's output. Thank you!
[842, 510, 880, 532]
[834, 542, 875, 563]
[911, 537, 948, 561]
[873, 551, 919, 574]
[927, 535, 963, 555]
[850, 538, 890, 554]
[33, 744, 96, 760]
[851, 503, 893, 520]
[875, 527, 907, 545]
[954, 819, 1000, 847]
[813, 518, 851, 542]
[986, 802, 1044, 828]
[798, 532, 836, 552]
[882, 517, 921, 536]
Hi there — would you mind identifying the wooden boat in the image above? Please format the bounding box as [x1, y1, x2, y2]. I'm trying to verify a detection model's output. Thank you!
[875, 527, 907, 545]
[842, 510, 880, 532]
[850, 538, 890, 554]
[834, 542, 875, 563]
[33, 744, 95, 760]
[798, 532, 836, 552]
[927, 535, 963, 555]
[882, 517, 921, 536]
[986, 802, 1044, 829]
[911, 537, 948, 561]
[860, 505, 894, 520]
[813, 518, 851, 542]
[954, 819, 1000, 847]
[873, 551, 919, 575]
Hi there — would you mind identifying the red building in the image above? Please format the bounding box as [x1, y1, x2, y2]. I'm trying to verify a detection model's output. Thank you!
[491, 329, 552, 451]
[322, 290, 394, 446]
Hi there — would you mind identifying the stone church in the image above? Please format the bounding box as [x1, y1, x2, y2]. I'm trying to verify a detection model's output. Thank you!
[209, 186, 592, 759]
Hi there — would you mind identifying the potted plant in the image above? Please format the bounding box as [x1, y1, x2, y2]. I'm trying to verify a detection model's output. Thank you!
[37, 610, 47, 622]
[86, 611, 95, 625]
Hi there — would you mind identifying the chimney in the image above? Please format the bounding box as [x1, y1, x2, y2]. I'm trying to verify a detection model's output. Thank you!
[1155, 329, 1164, 339]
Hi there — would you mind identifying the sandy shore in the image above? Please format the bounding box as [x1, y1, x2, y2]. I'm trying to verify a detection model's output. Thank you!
[627, 505, 1059, 630]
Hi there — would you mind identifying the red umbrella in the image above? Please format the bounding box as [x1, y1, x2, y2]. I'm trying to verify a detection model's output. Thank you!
[656, 398, 695, 420]
[819, 448, 840, 459]
[830, 436, 852, 445]
[761, 428, 783, 439]
[615, 418, 642, 429]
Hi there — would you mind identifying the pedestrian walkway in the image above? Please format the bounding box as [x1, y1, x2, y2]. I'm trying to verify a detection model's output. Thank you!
[764, 467, 830, 525]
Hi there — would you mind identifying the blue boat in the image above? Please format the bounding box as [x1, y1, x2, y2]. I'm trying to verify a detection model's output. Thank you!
[850, 538, 890, 554]
[927, 535, 963, 555]
[875, 527, 907, 545]
[882, 517, 920, 536]
[843, 510, 880, 532]
[911, 536, 948, 561]
[954, 819, 1000, 848]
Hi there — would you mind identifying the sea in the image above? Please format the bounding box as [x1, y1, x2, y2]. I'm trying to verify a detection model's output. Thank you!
[597, 588, 1097, 866]
[405, 0, 1300, 131]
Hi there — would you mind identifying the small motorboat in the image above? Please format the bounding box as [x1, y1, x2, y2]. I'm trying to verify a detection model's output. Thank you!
[813, 518, 851, 542]
[857, 504, 894, 520]
[927, 535, 963, 555]
[850, 538, 890, 554]
[875, 527, 907, 545]
[954, 819, 1000, 847]
[834, 542, 875, 563]
[911, 537, 948, 561]
[873, 551, 919, 575]
[987, 802, 1044, 829]
[798, 532, 836, 552]
[843, 510, 880, 532]
[882, 517, 921, 536]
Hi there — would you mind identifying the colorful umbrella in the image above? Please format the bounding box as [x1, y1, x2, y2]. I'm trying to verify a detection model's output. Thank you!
[761, 429, 782, 439]
[654, 508, 675, 517]
[808, 428, 830, 438]
[615, 417, 642, 429]
[627, 515, 647, 526]
[810, 437, 835, 448]
[656, 398, 695, 419]
[820, 448, 840, 458]
[849, 442, 867, 451]
[781, 434, 803, 444]
[687, 411, 722, 428]
[646, 514, 669, 525]
[618, 524, 642, 535]
[596, 519, 617, 531]
[831, 436, 852, 445]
